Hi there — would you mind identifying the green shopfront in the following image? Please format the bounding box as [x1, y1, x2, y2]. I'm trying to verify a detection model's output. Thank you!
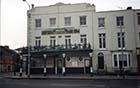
[21, 44, 93, 75]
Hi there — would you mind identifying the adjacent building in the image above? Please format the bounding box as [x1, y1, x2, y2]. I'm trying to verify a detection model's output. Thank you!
[21, 3, 140, 75]
[0, 46, 19, 72]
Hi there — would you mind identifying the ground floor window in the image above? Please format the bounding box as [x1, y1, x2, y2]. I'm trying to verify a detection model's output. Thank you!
[112, 52, 131, 68]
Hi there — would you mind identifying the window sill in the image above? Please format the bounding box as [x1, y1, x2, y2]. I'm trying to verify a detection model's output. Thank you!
[116, 26, 125, 29]
[79, 25, 88, 27]
[98, 27, 105, 30]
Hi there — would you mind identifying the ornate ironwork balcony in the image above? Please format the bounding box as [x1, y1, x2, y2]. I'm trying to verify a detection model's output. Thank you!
[21, 43, 92, 54]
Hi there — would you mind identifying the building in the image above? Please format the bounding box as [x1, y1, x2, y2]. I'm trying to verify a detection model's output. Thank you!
[21, 3, 140, 75]
[0, 46, 19, 72]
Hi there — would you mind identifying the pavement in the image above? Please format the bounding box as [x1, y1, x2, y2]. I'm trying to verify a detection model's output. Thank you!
[2, 73, 140, 80]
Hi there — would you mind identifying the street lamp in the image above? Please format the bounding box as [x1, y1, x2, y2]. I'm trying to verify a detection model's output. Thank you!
[22, 0, 31, 78]
[89, 52, 93, 76]
[43, 54, 47, 76]
[119, 18, 125, 78]
[62, 53, 66, 76]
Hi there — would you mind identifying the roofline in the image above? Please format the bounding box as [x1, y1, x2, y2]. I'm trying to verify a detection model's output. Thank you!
[96, 9, 140, 13]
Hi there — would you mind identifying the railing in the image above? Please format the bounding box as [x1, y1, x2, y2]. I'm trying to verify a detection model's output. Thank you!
[21, 43, 91, 53]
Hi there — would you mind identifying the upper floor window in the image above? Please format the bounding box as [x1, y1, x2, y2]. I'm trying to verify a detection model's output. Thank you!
[35, 37, 41, 46]
[80, 35, 87, 44]
[116, 16, 124, 26]
[99, 33, 106, 48]
[65, 36, 71, 48]
[50, 36, 56, 47]
[98, 18, 105, 28]
[50, 18, 56, 27]
[137, 13, 140, 25]
[80, 16, 86, 25]
[117, 32, 125, 48]
[35, 19, 41, 27]
[64, 17, 71, 26]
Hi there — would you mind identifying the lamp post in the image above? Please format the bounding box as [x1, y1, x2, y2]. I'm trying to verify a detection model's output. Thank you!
[43, 54, 47, 76]
[89, 52, 93, 76]
[22, 0, 31, 78]
[119, 19, 125, 78]
[62, 53, 66, 76]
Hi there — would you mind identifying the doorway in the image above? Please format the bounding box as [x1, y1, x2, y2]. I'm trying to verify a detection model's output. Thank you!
[98, 53, 104, 69]
[57, 59, 62, 74]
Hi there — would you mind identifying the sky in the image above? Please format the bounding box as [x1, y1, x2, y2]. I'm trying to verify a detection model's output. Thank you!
[1, 0, 140, 49]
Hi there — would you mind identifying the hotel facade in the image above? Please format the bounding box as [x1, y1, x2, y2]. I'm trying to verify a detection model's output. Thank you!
[21, 3, 140, 75]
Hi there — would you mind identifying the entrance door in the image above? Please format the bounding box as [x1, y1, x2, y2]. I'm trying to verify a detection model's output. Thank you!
[57, 60, 62, 74]
[98, 53, 104, 69]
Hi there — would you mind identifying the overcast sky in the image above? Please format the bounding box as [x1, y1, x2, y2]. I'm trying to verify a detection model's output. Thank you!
[1, 0, 140, 49]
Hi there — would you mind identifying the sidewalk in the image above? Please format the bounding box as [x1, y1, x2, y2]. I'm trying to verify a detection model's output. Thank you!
[3, 73, 140, 80]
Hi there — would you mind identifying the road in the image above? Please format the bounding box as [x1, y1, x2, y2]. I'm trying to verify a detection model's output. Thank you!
[0, 77, 140, 88]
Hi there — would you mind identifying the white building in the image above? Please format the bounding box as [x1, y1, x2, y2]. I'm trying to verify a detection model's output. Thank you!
[21, 3, 140, 75]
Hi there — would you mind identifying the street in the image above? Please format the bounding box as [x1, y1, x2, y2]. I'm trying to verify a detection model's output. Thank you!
[0, 76, 140, 88]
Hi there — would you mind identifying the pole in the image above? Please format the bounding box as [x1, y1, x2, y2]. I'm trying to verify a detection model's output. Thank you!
[120, 20, 125, 78]
[22, 0, 31, 78]
[62, 53, 66, 76]
[89, 53, 93, 76]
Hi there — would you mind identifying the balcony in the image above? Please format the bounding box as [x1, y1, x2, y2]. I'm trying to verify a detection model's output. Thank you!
[21, 43, 92, 54]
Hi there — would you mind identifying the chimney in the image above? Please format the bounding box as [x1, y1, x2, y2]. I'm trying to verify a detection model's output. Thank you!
[127, 7, 132, 10]
[32, 4, 34, 8]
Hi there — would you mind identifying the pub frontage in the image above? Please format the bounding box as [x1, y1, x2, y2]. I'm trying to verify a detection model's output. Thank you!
[20, 44, 93, 76]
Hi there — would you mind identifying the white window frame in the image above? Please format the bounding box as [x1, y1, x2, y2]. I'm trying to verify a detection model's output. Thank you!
[35, 37, 41, 46]
[116, 16, 124, 26]
[80, 35, 87, 44]
[49, 18, 56, 27]
[98, 18, 105, 28]
[117, 32, 125, 49]
[50, 36, 56, 47]
[64, 17, 71, 26]
[80, 16, 86, 25]
[99, 33, 106, 49]
[112, 52, 131, 68]
[35, 19, 41, 28]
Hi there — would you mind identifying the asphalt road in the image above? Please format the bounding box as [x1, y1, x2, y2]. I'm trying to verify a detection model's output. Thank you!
[0, 76, 140, 88]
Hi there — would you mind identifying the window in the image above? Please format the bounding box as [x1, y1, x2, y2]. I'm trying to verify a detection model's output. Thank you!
[65, 36, 71, 48]
[35, 37, 41, 46]
[50, 18, 56, 27]
[99, 33, 106, 48]
[117, 32, 125, 48]
[64, 17, 71, 26]
[114, 54, 118, 67]
[98, 18, 105, 27]
[98, 53, 104, 69]
[35, 19, 41, 27]
[80, 16, 86, 25]
[80, 35, 87, 44]
[137, 13, 140, 25]
[116, 16, 124, 26]
[50, 36, 56, 47]
[113, 53, 131, 68]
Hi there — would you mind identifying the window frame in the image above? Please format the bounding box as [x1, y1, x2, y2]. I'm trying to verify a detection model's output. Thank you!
[116, 16, 124, 26]
[80, 16, 87, 25]
[64, 17, 71, 26]
[35, 19, 41, 28]
[98, 17, 105, 28]
[49, 18, 56, 27]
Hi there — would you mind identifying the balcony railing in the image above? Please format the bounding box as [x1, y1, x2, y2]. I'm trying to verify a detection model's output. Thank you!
[21, 43, 91, 53]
